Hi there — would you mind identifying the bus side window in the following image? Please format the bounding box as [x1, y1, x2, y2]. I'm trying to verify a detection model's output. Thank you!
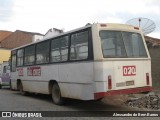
[24, 45, 35, 65]
[17, 49, 24, 66]
[70, 31, 89, 60]
[36, 41, 50, 64]
[11, 54, 16, 72]
[51, 36, 69, 62]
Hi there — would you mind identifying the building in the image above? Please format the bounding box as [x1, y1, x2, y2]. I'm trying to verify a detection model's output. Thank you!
[43, 28, 63, 39]
[1, 30, 44, 49]
[145, 36, 160, 91]
[0, 48, 10, 63]
[0, 30, 12, 47]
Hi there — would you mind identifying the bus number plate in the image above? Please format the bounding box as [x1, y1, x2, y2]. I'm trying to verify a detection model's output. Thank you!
[123, 66, 136, 76]
[126, 80, 134, 86]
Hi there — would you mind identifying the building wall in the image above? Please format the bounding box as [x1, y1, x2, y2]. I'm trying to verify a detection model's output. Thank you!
[148, 47, 160, 91]
[44, 28, 63, 39]
[0, 31, 12, 42]
[32, 35, 44, 43]
[0, 49, 11, 63]
[1, 30, 33, 49]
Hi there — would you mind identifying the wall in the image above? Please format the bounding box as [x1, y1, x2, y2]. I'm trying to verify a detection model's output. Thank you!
[1, 30, 33, 49]
[32, 35, 44, 43]
[44, 28, 63, 39]
[148, 46, 160, 91]
[0, 31, 12, 42]
[0, 49, 11, 63]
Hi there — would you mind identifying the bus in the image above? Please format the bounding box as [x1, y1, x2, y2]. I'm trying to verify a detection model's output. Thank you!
[10, 23, 152, 105]
[0, 61, 10, 89]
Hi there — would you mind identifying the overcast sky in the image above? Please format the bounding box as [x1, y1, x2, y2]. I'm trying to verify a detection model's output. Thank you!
[0, 0, 160, 38]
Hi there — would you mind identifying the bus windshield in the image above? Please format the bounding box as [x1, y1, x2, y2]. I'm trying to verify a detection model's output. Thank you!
[100, 30, 148, 58]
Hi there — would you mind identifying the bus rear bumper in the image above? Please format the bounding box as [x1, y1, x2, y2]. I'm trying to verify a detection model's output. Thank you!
[94, 86, 152, 100]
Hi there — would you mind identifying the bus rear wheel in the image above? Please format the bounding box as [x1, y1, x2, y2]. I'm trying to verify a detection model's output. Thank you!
[51, 83, 64, 105]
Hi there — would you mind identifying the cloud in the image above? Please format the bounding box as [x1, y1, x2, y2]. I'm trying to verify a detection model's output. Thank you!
[91, 0, 160, 37]
[1, 0, 159, 38]
[0, 0, 14, 22]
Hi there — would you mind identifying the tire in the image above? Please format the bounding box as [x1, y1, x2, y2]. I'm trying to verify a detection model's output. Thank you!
[51, 83, 64, 105]
[0, 84, 1, 89]
[10, 80, 12, 90]
[19, 82, 27, 95]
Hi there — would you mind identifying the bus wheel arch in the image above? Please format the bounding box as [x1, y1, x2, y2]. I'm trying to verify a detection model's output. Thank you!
[17, 79, 21, 90]
[17, 79, 27, 95]
[49, 80, 64, 105]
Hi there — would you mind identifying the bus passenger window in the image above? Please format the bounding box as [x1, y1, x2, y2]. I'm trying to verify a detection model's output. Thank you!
[24, 45, 35, 65]
[17, 49, 24, 66]
[11, 54, 16, 72]
[70, 31, 89, 60]
[36, 41, 50, 64]
[51, 36, 69, 62]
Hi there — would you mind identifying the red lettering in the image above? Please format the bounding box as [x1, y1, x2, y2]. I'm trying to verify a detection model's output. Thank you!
[27, 67, 41, 76]
[17, 68, 23, 76]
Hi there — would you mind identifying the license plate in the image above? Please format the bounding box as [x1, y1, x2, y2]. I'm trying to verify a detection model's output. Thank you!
[126, 80, 134, 86]
[123, 66, 136, 76]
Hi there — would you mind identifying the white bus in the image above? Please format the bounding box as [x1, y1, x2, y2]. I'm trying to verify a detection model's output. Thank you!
[10, 23, 152, 104]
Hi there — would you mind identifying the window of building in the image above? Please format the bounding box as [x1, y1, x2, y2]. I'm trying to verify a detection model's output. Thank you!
[51, 36, 69, 62]
[70, 31, 89, 60]
[24, 45, 35, 65]
[17, 49, 24, 66]
[36, 41, 50, 64]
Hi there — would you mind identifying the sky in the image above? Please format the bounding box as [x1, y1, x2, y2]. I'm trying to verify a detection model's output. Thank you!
[0, 0, 160, 38]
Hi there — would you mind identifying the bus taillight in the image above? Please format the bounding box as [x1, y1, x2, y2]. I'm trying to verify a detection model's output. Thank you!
[134, 27, 139, 30]
[108, 75, 112, 89]
[146, 73, 150, 85]
[100, 24, 107, 27]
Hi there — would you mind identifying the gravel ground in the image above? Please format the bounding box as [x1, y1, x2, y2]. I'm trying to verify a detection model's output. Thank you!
[125, 92, 160, 110]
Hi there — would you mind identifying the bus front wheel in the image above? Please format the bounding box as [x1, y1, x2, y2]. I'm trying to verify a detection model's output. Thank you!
[10, 80, 12, 90]
[19, 82, 27, 95]
[51, 83, 64, 105]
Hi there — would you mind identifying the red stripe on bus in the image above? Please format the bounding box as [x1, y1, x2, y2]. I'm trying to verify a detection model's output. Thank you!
[94, 86, 152, 100]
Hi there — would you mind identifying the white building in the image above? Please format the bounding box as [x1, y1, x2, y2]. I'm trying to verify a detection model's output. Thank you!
[32, 34, 44, 43]
[43, 28, 64, 39]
